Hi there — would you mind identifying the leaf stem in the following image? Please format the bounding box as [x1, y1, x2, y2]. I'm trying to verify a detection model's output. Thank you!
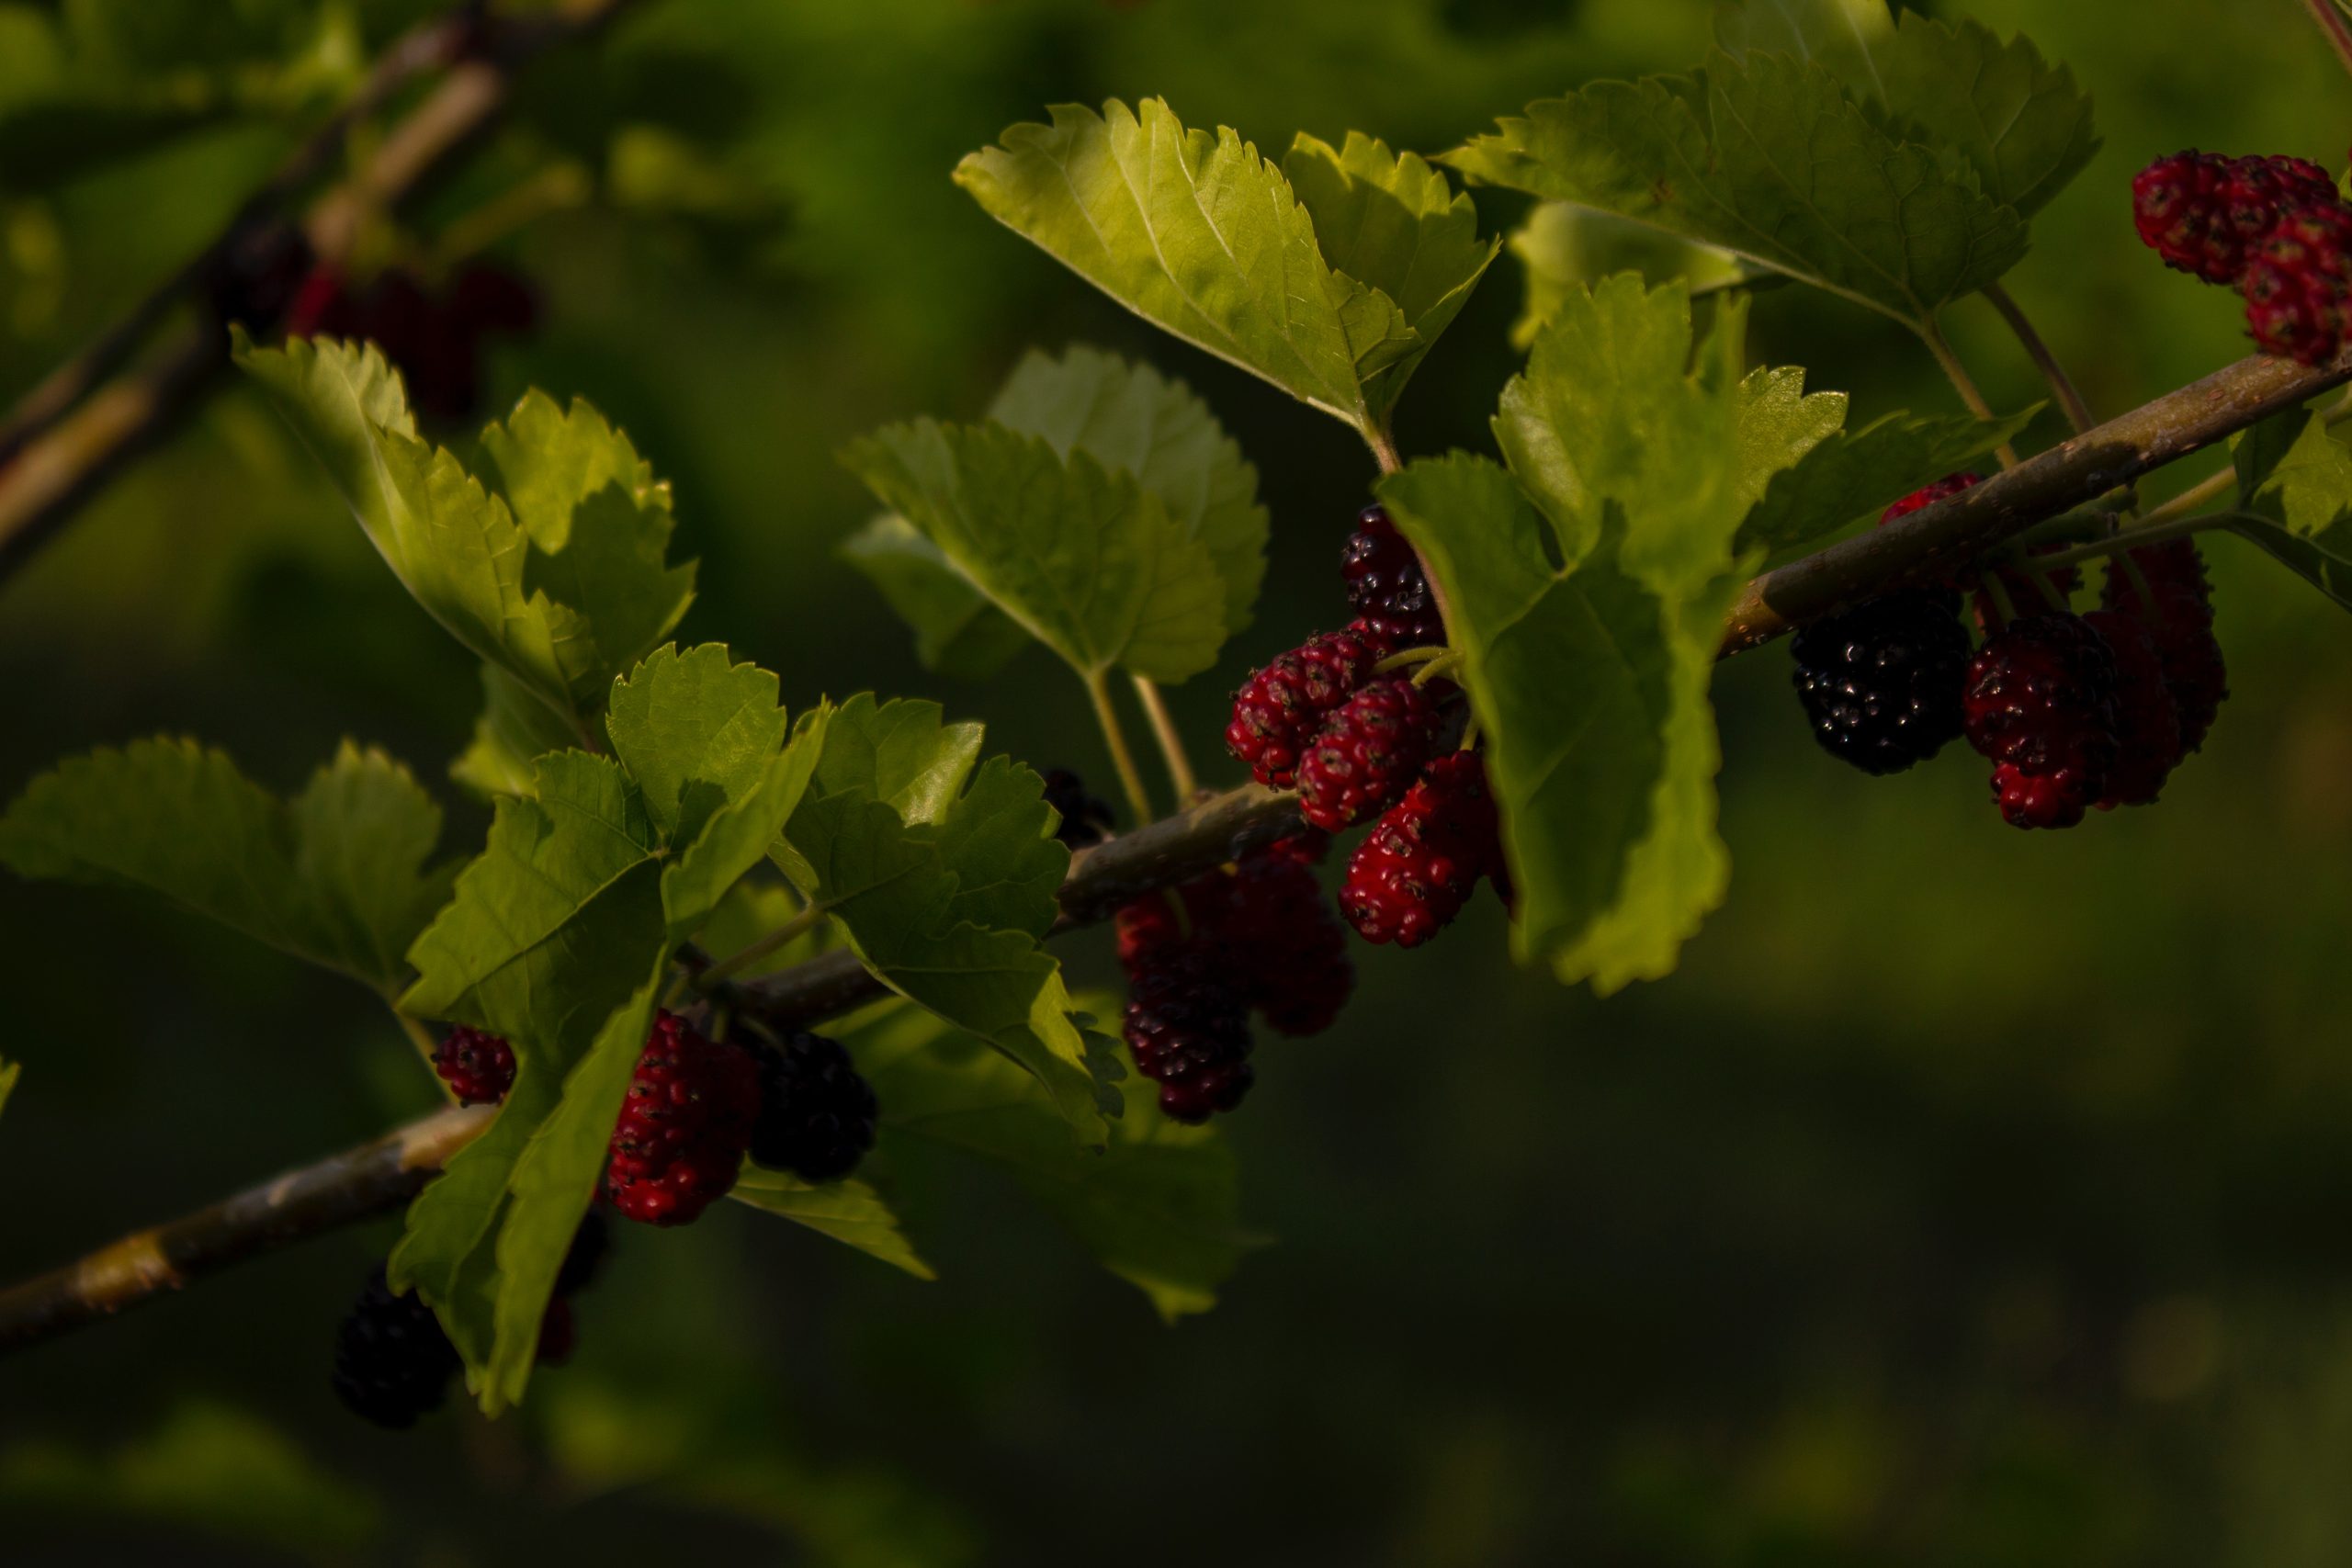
[1920, 318, 2021, 468]
[1129, 676, 1198, 804]
[1083, 671, 1156, 827]
[391, 1010, 459, 1103]
[696, 901, 828, 989]
[1983, 283, 2095, 434]
[2303, 0, 2352, 77]
[1370, 644, 1452, 674]
[1364, 422, 1404, 476]
[2007, 511, 2256, 573]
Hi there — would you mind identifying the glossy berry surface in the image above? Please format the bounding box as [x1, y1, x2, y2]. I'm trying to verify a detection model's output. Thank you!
[605, 1011, 761, 1227]
[2083, 607, 2184, 807]
[1962, 615, 2120, 829]
[1225, 836, 1352, 1038]
[1340, 504, 1446, 650]
[1226, 625, 1384, 788]
[2100, 539, 2228, 754]
[432, 1024, 515, 1106]
[332, 1267, 461, 1429]
[748, 1030, 878, 1182]
[1122, 946, 1254, 1123]
[2244, 200, 2352, 366]
[1296, 677, 1442, 831]
[1041, 768, 1115, 848]
[1340, 751, 1502, 947]
[1788, 590, 1970, 774]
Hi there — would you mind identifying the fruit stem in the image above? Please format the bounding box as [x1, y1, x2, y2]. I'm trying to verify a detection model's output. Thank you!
[1459, 716, 1484, 751]
[2010, 510, 2251, 572]
[1919, 318, 2021, 469]
[1371, 645, 1451, 675]
[1363, 421, 1403, 475]
[1982, 572, 2020, 629]
[1411, 651, 1464, 687]
[1083, 670, 1157, 827]
[1983, 282, 2095, 435]
[2303, 0, 2352, 77]
[1130, 675, 1198, 804]
[697, 900, 828, 989]
[392, 1010, 462, 1105]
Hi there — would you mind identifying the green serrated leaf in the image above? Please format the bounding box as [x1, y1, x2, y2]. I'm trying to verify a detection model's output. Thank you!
[1385, 276, 1754, 993]
[989, 344, 1270, 638]
[606, 644, 791, 844]
[837, 514, 1029, 681]
[1871, 13, 2098, 220]
[1444, 50, 2026, 326]
[1734, 365, 1848, 512]
[1507, 202, 1759, 350]
[729, 1167, 936, 1280]
[234, 335, 693, 734]
[0, 739, 456, 997]
[805, 694, 981, 828]
[1736, 401, 2034, 555]
[1282, 131, 1498, 428]
[450, 664, 576, 801]
[1712, 0, 1894, 88]
[2235, 411, 2352, 612]
[857, 1004, 1249, 1321]
[955, 98, 1419, 434]
[842, 419, 1227, 684]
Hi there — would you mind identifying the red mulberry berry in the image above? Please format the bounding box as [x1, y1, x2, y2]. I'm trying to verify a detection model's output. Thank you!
[605, 1012, 761, 1227]
[2100, 541, 2227, 754]
[2133, 151, 2338, 284]
[1226, 835, 1352, 1038]
[2244, 200, 2352, 365]
[1296, 677, 1442, 831]
[1226, 626, 1384, 788]
[1341, 504, 1446, 650]
[2083, 608, 2184, 807]
[1962, 615, 2120, 829]
[332, 1267, 461, 1429]
[1788, 589, 1970, 774]
[1123, 948, 1253, 1123]
[749, 1031, 878, 1182]
[1340, 751, 1502, 947]
[432, 1024, 514, 1106]
[1880, 472, 1983, 525]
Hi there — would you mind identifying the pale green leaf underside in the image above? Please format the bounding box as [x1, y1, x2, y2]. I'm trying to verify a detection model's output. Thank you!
[0, 738, 454, 996]
[1508, 202, 1759, 350]
[842, 418, 1226, 684]
[955, 97, 1415, 432]
[450, 664, 577, 801]
[1442, 49, 2027, 325]
[837, 514, 1029, 681]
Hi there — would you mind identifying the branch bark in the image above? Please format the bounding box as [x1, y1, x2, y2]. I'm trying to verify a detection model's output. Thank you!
[0, 0, 644, 589]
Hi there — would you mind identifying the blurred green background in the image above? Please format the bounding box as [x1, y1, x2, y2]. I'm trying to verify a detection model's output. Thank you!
[6, 0, 2352, 1562]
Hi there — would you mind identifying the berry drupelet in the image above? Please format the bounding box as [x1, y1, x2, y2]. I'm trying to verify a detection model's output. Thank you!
[748, 1030, 879, 1182]
[605, 1011, 761, 1227]
[1788, 589, 1970, 774]
[1123, 946, 1255, 1123]
[1962, 614, 2121, 829]
[1340, 751, 1503, 947]
[1296, 676, 1443, 830]
[2100, 540, 2228, 754]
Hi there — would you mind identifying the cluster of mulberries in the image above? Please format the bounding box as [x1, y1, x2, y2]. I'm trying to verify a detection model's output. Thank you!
[1793, 476, 2228, 829]
[2132, 149, 2352, 365]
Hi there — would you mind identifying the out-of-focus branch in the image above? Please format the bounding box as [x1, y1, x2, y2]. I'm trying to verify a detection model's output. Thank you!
[0, 0, 645, 589]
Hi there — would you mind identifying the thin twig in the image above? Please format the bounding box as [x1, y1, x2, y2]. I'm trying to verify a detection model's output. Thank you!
[1919, 318, 2022, 468]
[1983, 282, 2096, 435]
[1082, 671, 1156, 827]
[0, 0, 646, 590]
[2303, 0, 2352, 77]
[1130, 676, 1198, 804]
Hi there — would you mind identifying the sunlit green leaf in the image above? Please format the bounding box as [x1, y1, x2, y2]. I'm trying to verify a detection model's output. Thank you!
[837, 514, 1028, 681]
[1870, 14, 2098, 220]
[729, 1167, 936, 1280]
[2236, 411, 2352, 613]
[450, 664, 576, 801]
[1736, 402, 2035, 555]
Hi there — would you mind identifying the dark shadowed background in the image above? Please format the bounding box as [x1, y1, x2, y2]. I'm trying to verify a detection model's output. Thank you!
[6, 0, 2352, 1562]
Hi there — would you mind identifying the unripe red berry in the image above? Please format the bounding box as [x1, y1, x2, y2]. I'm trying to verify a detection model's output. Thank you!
[1226, 626, 1384, 788]
[605, 1011, 760, 1227]
[1295, 676, 1443, 831]
[2244, 200, 2352, 366]
[2133, 151, 2338, 284]
[2099, 541, 2227, 755]
[432, 1024, 514, 1106]
[2083, 607, 2184, 807]
[1340, 751, 1502, 947]
[1962, 614, 2120, 829]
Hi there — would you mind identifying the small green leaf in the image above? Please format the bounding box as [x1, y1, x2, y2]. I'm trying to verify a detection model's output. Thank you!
[858, 1005, 1250, 1322]
[1734, 365, 1847, 513]
[0, 739, 456, 996]
[2235, 411, 2352, 612]
[956, 98, 1426, 434]
[729, 1167, 936, 1280]
[1736, 401, 2035, 555]
[989, 344, 1270, 638]
[450, 665, 576, 801]
[1870, 13, 2098, 220]
[606, 644, 791, 844]
[1507, 202, 1759, 349]
[1384, 276, 1755, 992]
[1282, 132, 1499, 428]
[1444, 51, 2026, 326]
[842, 419, 1226, 683]
[1712, 0, 1893, 86]
[805, 694, 981, 828]
[837, 514, 1028, 681]
[235, 336, 692, 734]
